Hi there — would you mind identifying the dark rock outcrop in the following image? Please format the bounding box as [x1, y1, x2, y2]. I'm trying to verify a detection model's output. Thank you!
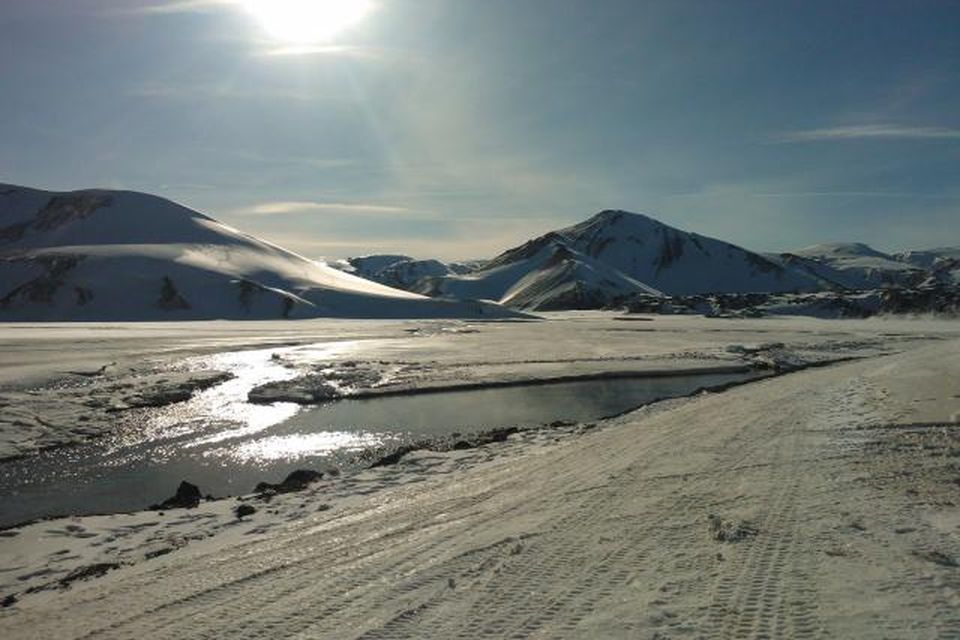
[254, 469, 323, 495]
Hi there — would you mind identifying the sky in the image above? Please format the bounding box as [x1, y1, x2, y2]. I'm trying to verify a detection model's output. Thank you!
[1, 0, 958, 260]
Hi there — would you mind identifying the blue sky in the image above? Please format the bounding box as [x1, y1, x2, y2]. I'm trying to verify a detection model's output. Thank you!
[1, 1, 958, 260]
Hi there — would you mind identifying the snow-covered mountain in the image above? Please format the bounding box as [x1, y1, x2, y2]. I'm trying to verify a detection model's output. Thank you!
[550, 211, 823, 295]
[0, 184, 516, 320]
[418, 210, 822, 309]
[331, 254, 478, 291]
[780, 242, 927, 289]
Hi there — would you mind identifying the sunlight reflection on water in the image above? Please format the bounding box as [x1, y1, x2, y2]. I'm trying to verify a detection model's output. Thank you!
[130, 341, 365, 449]
[0, 367, 766, 527]
[210, 431, 385, 463]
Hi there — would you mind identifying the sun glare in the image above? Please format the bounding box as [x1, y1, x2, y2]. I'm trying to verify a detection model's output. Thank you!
[242, 0, 374, 44]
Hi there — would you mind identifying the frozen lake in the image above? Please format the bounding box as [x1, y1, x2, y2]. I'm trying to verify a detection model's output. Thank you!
[0, 370, 763, 527]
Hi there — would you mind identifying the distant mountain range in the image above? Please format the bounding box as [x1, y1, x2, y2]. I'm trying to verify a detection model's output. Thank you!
[3, 182, 955, 319]
[338, 210, 960, 311]
[0, 184, 516, 320]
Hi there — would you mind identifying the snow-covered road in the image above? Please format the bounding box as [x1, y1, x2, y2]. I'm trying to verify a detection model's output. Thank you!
[3, 323, 959, 638]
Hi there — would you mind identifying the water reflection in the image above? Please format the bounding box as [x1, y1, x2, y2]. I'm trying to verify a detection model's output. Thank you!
[156, 348, 299, 433]
[110, 341, 365, 451]
[211, 431, 385, 463]
[0, 369, 764, 527]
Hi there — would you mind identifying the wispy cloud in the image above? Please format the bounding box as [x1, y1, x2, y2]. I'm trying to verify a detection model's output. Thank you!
[133, 0, 235, 14]
[254, 44, 383, 59]
[230, 201, 410, 216]
[776, 123, 960, 143]
[256, 217, 559, 261]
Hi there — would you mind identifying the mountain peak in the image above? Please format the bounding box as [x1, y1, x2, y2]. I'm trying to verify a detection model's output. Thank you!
[588, 209, 659, 225]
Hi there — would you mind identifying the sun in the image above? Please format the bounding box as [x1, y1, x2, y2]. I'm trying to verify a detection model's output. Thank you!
[242, 0, 374, 44]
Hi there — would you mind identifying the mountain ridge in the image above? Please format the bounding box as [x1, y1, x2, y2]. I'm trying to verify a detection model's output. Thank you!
[347, 210, 958, 310]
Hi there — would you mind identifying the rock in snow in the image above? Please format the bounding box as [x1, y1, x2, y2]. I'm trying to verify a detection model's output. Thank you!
[150, 481, 203, 510]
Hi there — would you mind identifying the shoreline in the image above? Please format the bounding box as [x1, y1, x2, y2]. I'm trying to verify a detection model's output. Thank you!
[2, 315, 959, 636]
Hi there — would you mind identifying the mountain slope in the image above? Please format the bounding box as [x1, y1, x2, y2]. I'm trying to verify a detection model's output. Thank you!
[763, 253, 848, 291]
[414, 233, 660, 308]
[0, 185, 516, 320]
[499, 244, 663, 310]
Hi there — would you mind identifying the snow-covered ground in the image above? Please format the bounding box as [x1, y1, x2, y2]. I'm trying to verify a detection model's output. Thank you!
[2, 313, 960, 637]
[0, 313, 939, 460]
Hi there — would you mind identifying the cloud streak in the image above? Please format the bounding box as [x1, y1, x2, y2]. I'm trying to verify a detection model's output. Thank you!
[133, 0, 235, 14]
[231, 201, 410, 216]
[776, 123, 960, 143]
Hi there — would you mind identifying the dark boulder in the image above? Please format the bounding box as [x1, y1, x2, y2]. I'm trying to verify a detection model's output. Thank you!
[150, 481, 202, 510]
[235, 504, 257, 519]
